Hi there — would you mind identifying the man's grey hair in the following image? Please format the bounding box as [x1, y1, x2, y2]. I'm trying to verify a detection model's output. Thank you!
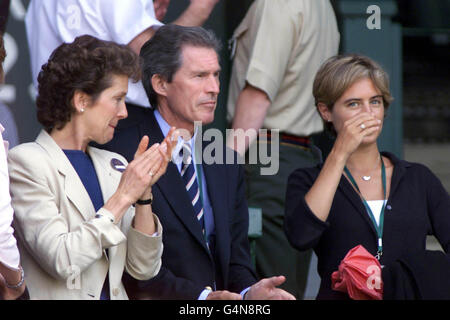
[140, 24, 222, 108]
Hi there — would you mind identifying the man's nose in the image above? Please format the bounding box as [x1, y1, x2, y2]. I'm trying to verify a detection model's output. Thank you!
[205, 75, 220, 94]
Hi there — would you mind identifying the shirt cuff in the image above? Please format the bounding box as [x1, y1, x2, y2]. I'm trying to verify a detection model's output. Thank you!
[240, 287, 250, 299]
[198, 288, 212, 300]
[95, 209, 116, 224]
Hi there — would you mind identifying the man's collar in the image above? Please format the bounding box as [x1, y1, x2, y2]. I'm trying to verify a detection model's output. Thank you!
[154, 109, 201, 165]
[154, 109, 199, 146]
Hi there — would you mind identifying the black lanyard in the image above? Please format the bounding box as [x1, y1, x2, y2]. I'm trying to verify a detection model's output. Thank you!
[344, 155, 387, 260]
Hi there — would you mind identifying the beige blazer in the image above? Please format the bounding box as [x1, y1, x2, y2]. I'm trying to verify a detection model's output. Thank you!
[7, 130, 163, 300]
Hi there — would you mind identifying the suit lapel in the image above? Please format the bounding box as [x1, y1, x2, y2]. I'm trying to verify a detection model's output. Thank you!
[87, 146, 126, 264]
[340, 174, 379, 238]
[143, 112, 209, 251]
[381, 151, 408, 201]
[87, 146, 120, 204]
[340, 152, 408, 240]
[36, 131, 95, 221]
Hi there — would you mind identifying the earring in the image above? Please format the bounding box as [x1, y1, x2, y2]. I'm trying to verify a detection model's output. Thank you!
[80, 108, 85, 113]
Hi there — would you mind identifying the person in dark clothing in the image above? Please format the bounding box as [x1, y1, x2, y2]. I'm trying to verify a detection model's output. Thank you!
[99, 24, 296, 300]
[0, 0, 9, 34]
[285, 54, 450, 300]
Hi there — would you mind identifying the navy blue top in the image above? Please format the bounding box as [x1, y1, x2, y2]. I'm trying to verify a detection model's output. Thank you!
[63, 149, 109, 300]
[285, 152, 450, 299]
[63, 150, 104, 211]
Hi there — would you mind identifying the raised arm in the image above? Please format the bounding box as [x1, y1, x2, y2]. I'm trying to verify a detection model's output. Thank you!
[304, 111, 381, 221]
[172, 0, 219, 27]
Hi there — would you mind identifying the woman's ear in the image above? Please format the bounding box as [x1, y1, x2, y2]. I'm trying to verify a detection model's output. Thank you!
[317, 102, 332, 122]
[72, 90, 89, 113]
[152, 74, 168, 98]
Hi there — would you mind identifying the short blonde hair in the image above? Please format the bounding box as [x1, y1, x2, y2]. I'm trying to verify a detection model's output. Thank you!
[313, 54, 393, 134]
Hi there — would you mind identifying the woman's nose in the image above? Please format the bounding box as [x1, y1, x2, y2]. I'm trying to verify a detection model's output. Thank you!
[362, 101, 375, 115]
[118, 102, 128, 119]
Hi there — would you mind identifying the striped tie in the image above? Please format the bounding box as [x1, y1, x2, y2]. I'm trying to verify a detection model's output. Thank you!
[180, 142, 205, 234]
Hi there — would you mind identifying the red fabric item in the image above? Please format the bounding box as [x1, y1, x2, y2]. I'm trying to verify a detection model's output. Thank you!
[331, 245, 383, 300]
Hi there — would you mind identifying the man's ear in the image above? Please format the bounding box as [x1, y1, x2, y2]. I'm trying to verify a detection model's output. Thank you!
[152, 74, 168, 97]
[317, 102, 331, 122]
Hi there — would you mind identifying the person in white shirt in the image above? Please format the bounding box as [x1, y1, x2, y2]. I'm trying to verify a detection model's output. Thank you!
[25, 0, 219, 109]
[0, 33, 27, 300]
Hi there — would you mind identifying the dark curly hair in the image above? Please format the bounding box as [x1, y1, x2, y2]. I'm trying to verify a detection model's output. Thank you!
[36, 35, 141, 132]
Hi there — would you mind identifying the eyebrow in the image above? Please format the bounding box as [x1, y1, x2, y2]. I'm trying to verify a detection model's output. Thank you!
[191, 67, 222, 74]
[114, 91, 127, 98]
[343, 95, 383, 104]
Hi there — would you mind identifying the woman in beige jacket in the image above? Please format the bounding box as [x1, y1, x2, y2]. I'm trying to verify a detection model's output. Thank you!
[8, 35, 176, 299]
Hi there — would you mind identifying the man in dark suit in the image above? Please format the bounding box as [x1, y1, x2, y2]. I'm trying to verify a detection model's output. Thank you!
[98, 24, 295, 300]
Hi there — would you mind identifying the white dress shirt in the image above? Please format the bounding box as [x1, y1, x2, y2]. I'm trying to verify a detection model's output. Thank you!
[25, 0, 162, 107]
[0, 123, 20, 270]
